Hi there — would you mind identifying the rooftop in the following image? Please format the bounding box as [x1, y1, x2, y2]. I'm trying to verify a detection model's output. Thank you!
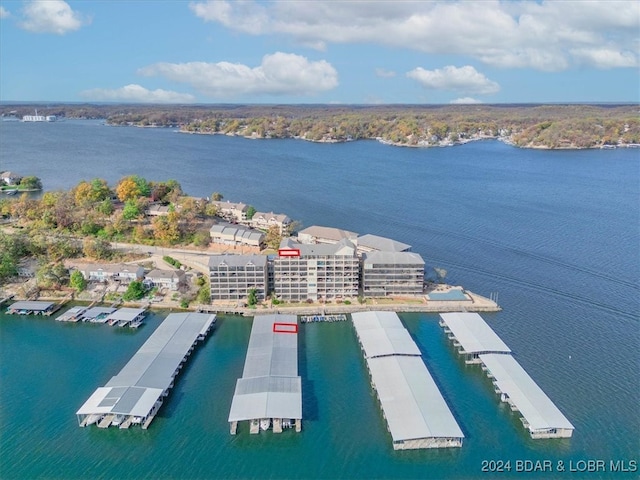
[439, 312, 511, 354]
[357, 234, 412, 252]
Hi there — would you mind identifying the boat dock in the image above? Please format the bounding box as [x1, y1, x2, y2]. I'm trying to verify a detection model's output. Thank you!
[439, 312, 574, 439]
[0, 294, 15, 308]
[228, 314, 302, 435]
[79, 307, 116, 323]
[6, 301, 56, 316]
[299, 314, 347, 323]
[76, 312, 216, 429]
[104, 307, 146, 327]
[351, 311, 464, 450]
[56, 306, 89, 322]
[438, 311, 511, 364]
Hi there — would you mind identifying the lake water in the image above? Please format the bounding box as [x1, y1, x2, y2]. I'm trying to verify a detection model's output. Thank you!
[0, 120, 638, 479]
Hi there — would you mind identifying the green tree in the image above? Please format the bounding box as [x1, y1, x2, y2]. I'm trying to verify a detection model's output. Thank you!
[211, 192, 223, 201]
[36, 262, 68, 288]
[246, 205, 256, 220]
[122, 200, 142, 220]
[123, 280, 146, 301]
[247, 288, 258, 307]
[70, 270, 87, 293]
[83, 237, 112, 260]
[97, 198, 114, 216]
[19, 176, 42, 190]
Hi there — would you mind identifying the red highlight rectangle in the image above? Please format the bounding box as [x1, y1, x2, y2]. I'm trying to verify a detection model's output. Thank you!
[278, 248, 301, 257]
[273, 322, 298, 334]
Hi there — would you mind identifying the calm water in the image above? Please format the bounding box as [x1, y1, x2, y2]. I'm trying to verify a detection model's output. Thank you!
[0, 120, 638, 479]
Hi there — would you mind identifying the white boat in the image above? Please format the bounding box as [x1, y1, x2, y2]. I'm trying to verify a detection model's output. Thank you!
[5, 190, 17, 195]
[111, 414, 125, 426]
[85, 414, 102, 426]
[260, 418, 271, 431]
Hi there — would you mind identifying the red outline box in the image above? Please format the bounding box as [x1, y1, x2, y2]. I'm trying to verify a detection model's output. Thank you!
[273, 322, 298, 334]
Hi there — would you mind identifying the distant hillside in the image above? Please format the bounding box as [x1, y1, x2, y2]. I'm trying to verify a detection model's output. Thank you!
[2, 103, 638, 149]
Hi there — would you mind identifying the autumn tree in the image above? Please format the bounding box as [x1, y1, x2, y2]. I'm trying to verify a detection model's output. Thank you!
[211, 192, 223, 201]
[83, 237, 112, 260]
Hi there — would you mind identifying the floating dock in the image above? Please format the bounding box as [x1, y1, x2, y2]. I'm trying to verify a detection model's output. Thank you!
[299, 314, 347, 323]
[6, 301, 55, 316]
[352, 311, 464, 450]
[438, 311, 511, 364]
[439, 312, 574, 439]
[228, 314, 302, 435]
[76, 312, 216, 429]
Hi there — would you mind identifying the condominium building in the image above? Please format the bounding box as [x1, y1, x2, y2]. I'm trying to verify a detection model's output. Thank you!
[297, 225, 358, 245]
[273, 238, 359, 301]
[361, 251, 425, 297]
[209, 255, 268, 301]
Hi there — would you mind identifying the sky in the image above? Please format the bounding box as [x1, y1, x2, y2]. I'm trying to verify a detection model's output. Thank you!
[0, 0, 638, 104]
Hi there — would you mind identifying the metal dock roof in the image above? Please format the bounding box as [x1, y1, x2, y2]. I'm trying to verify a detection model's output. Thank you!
[352, 311, 421, 358]
[439, 312, 511, 354]
[479, 354, 574, 433]
[367, 355, 464, 443]
[353, 311, 463, 449]
[104, 307, 146, 322]
[9, 301, 54, 311]
[228, 314, 302, 422]
[76, 312, 216, 423]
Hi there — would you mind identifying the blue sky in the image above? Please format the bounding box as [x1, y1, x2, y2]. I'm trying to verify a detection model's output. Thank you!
[0, 0, 638, 104]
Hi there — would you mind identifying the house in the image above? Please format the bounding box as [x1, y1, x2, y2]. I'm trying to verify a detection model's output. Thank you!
[249, 211, 292, 234]
[210, 200, 248, 222]
[144, 269, 185, 291]
[1, 171, 22, 186]
[77, 263, 145, 284]
[297, 225, 358, 245]
[145, 204, 172, 217]
[210, 223, 265, 248]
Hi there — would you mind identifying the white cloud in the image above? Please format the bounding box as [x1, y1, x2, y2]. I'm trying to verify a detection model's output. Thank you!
[375, 68, 396, 78]
[0, 6, 10, 19]
[80, 84, 196, 104]
[407, 66, 500, 95]
[138, 52, 338, 98]
[189, 0, 639, 71]
[19, 0, 89, 34]
[450, 97, 483, 104]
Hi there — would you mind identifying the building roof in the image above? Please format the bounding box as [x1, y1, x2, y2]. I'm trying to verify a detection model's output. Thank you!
[367, 355, 464, 443]
[357, 234, 412, 252]
[279, 238, 357, 257]
[228, 314, 302, 422]
[362, 251, 425, 266]
[210, 222, 265, 242]
[77, 312, 216, 418]
[252, 211, 291, 224]
[439, 312, 511, 354]
[145, 269, 185, 281]
[479, 354, 574, 432]
[78, 263, 144, 275]
[9, 301, 54, 311]
[81, 307, 116, 319]
[352, 311, 421, 358]
[208, 254, 267, 268]
[104, 307, 146, 322]
[211, 200, 247, 211]
[297, 225, 358, 243]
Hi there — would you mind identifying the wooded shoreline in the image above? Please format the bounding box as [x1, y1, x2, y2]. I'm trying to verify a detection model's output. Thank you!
[2, 103, 638, 149]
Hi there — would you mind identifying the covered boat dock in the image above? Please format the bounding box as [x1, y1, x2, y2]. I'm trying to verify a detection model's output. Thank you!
[80, 306, 116, 323]
[438, 312, 511, 363]
[76, 312, 216, 429]
[439, 312, 573, 439]
[228, 314, 302, 435]
[479, 354, 574, 438]
[6, 301, 55, 316]
[104, 307, 146, 327]
[352, 311, 464, 450]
